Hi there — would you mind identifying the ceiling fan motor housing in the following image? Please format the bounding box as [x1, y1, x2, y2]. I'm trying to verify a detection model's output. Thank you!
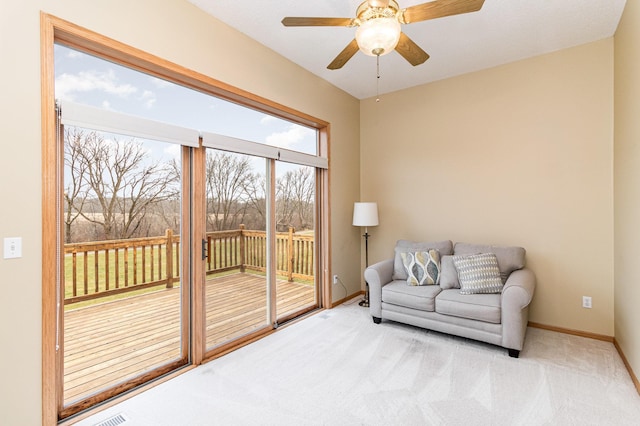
[356, 0, 400, 20]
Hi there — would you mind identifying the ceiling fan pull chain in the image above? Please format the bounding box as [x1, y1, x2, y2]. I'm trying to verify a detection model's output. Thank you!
[376, 54, 380, 103]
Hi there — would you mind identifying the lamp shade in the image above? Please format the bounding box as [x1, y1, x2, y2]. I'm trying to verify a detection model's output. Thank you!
[353, 202, 379, 227]
[355, 17, 401, 57]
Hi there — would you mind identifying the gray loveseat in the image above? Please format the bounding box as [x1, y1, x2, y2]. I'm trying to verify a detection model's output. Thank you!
[364, 241, 536, 358]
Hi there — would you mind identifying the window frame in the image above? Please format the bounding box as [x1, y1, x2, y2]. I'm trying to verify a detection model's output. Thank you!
[41, 12, 331, 424]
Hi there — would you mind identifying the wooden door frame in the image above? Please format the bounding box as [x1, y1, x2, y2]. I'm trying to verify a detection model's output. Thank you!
[41, 12, 331, 424]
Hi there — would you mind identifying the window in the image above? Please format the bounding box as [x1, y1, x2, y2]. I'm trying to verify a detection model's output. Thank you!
[42, 14, 330, 422]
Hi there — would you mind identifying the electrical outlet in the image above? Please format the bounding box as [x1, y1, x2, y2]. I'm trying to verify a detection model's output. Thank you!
[582, 296, 592, 309]
[333, 274, 338, 284]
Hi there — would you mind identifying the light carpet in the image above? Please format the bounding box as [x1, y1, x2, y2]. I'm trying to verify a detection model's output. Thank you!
[77, 300, 640, 425]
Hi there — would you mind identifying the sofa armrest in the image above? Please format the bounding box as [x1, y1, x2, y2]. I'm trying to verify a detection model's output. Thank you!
[503, 268, 535, 308]
[501, 268, 536, 351]
[364, 259, 394, 318]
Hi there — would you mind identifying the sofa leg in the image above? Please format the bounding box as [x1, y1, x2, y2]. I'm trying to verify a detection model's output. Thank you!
[372, 317, 381, 324]
[508, 349, 520, 358]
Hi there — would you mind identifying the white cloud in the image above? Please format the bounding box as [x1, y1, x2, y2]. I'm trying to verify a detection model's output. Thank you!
[55, 69, 138, 101]
[265, 125, 314, 150]
[66, 50, 84, 59]
[150, 77, 173, 89]
[260, 115, 277, 125]
[139, 90, 157, 109]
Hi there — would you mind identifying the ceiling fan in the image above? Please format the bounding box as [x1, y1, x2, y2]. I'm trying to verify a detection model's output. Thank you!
[282, 0, 485, 70]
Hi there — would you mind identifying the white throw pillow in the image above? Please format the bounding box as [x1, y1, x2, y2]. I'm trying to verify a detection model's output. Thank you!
[453, 253, 504, 294]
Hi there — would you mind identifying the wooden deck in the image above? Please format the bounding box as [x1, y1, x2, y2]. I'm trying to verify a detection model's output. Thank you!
[63, 273, 315, 405]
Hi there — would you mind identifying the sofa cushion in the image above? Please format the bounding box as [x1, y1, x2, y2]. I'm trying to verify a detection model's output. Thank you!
[453, 253, 504, 294]
[453, 243, 525, 283]
[393, 240, 453, 280]
[382, 280, 442, 312]
[400, 250, 441, 286]
[436, 289, 502, 324]
[439, 255, 460, 289]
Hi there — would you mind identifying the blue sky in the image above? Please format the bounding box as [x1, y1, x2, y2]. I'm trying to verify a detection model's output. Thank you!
[53, 44, 317, 164]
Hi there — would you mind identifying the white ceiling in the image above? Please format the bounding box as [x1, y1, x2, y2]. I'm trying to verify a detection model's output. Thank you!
[189, 0, 626, 100]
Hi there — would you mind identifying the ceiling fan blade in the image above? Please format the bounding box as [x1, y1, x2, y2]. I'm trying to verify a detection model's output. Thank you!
[327, 39, 360, 70]
[395, 32, 430, 66]
[281, 17, 354, 27]
[402, 0, 485, 24]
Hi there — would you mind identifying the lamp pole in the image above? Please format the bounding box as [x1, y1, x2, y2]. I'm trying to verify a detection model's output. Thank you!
[359, 227, 371, 307]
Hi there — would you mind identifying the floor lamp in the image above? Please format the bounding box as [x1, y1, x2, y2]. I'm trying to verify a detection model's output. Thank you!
[353, 202, 379, 307]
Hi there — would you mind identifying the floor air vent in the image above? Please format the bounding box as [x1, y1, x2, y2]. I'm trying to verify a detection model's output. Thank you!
[94, 413, 129, 426]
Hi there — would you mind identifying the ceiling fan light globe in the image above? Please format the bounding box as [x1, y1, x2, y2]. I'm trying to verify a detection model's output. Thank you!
[355, 17, 401, 57]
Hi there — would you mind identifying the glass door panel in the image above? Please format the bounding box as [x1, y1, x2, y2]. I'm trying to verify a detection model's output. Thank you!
[49, 35, 326, 422]
[275, 163, 318, 321]
[62, 127, 187, 407]
[204, 149, 270, 349]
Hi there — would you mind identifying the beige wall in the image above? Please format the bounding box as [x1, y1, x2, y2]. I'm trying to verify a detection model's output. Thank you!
[361, 40, 615, 336]
[0, 0, 632, 423]
[615, 0, 640, 385]
[0, 1, 360, 424]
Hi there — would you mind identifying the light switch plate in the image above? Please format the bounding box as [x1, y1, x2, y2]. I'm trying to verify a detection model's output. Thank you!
[4, 237, 22, 259]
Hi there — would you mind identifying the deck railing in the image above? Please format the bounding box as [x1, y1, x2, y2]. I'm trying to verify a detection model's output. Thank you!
[238, 226, 314, 280]
[64, 226, 314, 304]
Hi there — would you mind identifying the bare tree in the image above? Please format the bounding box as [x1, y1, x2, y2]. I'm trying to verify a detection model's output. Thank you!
[205, 151, 255, 231]
[244, 174, 267, 230]
[276, 167, 315, 232]
[65, 129, 317, 241]
[149, 159, 182, 235]
[63, 128, 90, 243]
[65, 128, 179, 241]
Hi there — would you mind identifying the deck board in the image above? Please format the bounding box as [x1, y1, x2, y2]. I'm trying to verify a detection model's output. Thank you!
[64, 273, 315, 405]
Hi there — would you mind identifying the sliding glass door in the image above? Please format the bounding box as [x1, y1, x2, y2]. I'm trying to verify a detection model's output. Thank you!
[60, 125, 190, 411]
[54, 44, 198, 417]
[274, 163, 317, 322]
[204, 149, 271, 349]
[43, 17, 329, 422]
[200, 118, 323, 354]
[203, 154, 320, 350]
